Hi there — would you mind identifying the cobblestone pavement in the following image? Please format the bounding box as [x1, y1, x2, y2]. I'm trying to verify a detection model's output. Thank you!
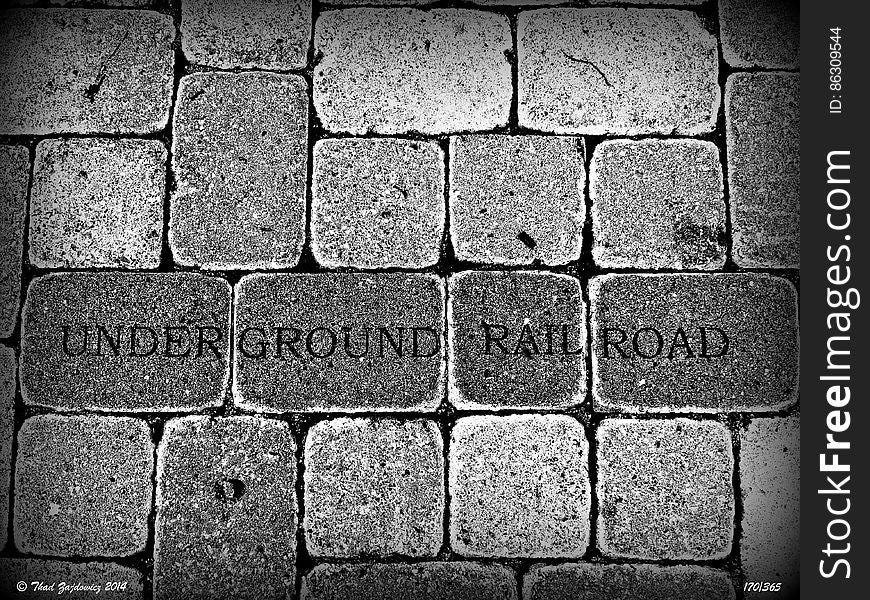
[0, 1, 799, 599]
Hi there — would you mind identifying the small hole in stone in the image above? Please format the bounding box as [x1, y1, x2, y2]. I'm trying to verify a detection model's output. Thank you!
[517, 231, 537, 250]
[214, 478, 246, 502]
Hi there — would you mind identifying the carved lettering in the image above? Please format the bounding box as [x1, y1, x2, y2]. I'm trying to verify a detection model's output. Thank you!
[598, 325, 731, 360]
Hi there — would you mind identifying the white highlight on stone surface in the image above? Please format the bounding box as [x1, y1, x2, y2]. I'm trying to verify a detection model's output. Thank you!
[305, 418, 444, 558]
[449, 135, 586, 266]
[450, 415, 590, 558]
[591, 139, 725, 269]
[29, 139, 165, 269]
[312, 138, 445, 269]
[0, 146, 28, 338]
[181, 0, 312, 70]
[741, 417, 799, 598]
[726, 72, 800, 268]
[518, 8, 719, 135]
[597, 418, 734, 560]
[171, 72, 308, 270]
[315, 8, 511, 134]
[154, 416, 297, 600]
[0, 9, 174, 135]
[13, 415, 153, 557]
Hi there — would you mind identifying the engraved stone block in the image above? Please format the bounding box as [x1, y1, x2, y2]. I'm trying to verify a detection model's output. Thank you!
[171, 72, 307, 269]
[719, 0, 799, 69]
[301, 563, 517, 600]
[741, 417, 800, 598]
[589, 0, 705, 3]
[726, 72, 800, 268]
[449, 135, 586, 266]
[0, 9, 173, 134]
[450, 415, 590, 558]
[0, 145, 28, 337]
[325, 1, 436, 5]
[312, 138, 445, 269]
[155, 416, 297, 600]
[524, 563, 735, 600]
[315, 9, 511, 134]
[181, 0, 311, 70]
[304, 418, 444, 558]
[590, 273, 799, 412]
[21, 272, 231, 412]
[518, 9, 719, 134]
[597, 418, 734, 560]
[14, 0, 152, 5]
[591, 139, 725, 269]
[473, 0, 570, 4]
[14, 415, 153, 557]
[448, 271, 585, 410]
[234, 273, 444, 412]
[0, 559, 143, 599]
[29, 138, 165, 269]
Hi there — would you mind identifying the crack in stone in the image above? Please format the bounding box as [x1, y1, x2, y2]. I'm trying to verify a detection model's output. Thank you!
[561, 51, 612, 87]
[84, 28, 131, 102]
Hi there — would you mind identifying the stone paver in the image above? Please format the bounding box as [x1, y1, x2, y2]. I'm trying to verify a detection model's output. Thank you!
[449, 135, 585, 265]
[0, 559, 143, 599]
[326, 1, 436, 4]
[155, 417, 297, 600]
[0, 9, 173, 134]
[234, 273, 444, 412]
[171, 72, 308, 270]
[29, 139, 165, 269]
[590, 273, 798, 412]
[524, 563, 735, 600]
[0, 347, 14, 551]
[304, 418, 444, 558]
[518, 9, 719, 135]
[15, 0, 152, 5]
[181, 0, 311, 70]
[597, 418, 734, 560]
[590, 0, 704, 3]
[20, 272, 231, 412]
[448, 271, 585, 410]
[741, 417, 799, 598]
[719, 0, 799, 69]
[312, 138, 445, 269]
[591, 139, 725, 269]
[726, 73, 800, 268]
[315, 9, 511, 134]
[450, 415, 590, 558]
[0, 145, 28, 338]
[14, 415, 153, 557]
[302, 563, 517, 600]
